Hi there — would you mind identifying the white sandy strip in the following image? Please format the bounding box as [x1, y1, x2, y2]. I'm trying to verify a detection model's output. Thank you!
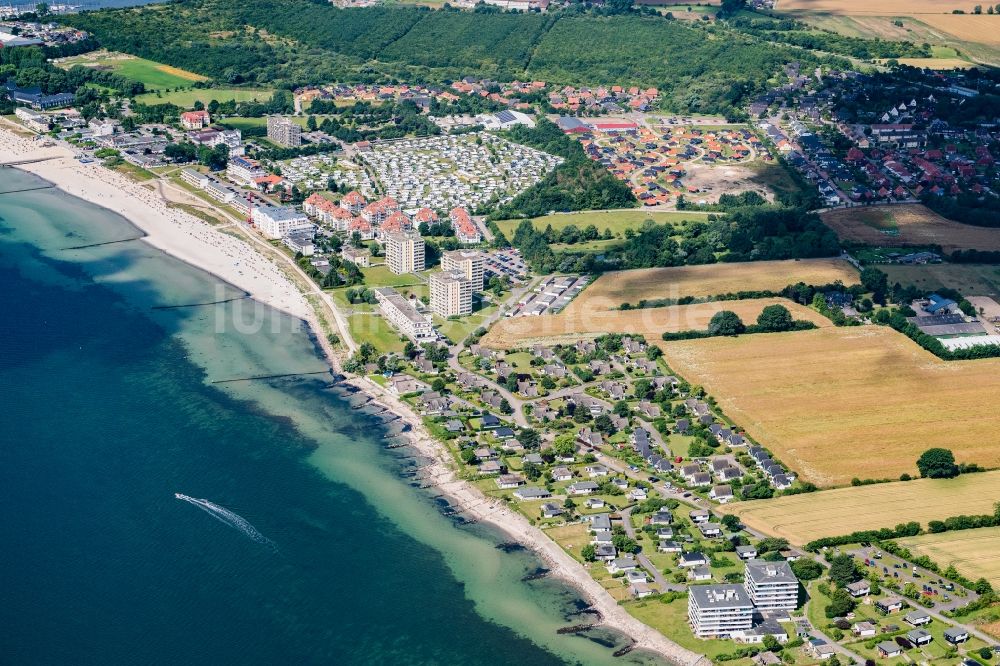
[1, 128, 705, 664]
[0, 129, 309, 320]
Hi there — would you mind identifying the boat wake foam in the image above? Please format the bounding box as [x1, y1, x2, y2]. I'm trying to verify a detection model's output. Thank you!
[175, 493, 276, 550]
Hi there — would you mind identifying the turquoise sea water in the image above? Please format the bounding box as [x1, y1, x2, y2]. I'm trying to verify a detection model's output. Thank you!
[0, 168, 669, 665]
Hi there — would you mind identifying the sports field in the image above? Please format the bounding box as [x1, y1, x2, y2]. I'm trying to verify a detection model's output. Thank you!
[661, 326, 1000, 487]
[897, 527, 1000, 589]
[821, 204, 1000, 254]
[881, 264, 1000, 298]
[479, 297, 830, 349]
[495, 210, 711, 240]
[56, 51, 207, 90]
[567, 259, 858, 311]
[134, 88, 275, 108]
[718, 471, 1000, 545]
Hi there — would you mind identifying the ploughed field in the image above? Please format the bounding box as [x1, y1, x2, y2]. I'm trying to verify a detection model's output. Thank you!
[821, 204, 1000, 254]
[718, 471, 1000, 545]
[897, 527, 1000, 589]
[660, 326, 1000, 487]
[480, 297, 830, 349]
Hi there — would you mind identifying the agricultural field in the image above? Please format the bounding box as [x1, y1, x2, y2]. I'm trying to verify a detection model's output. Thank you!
[718, 471, 1000, 545]
[55, 51, 207, 90]
[778, 10, 1000, 65]
[897, 527, 1000, 589]
[495, 210, 712, 241]
[774, 0, 987, 15]
[134, 88, 275, 108]
[821, 204, 1000, 254]
[881, 264, 1000, 299]
[567, 258, 858, 311]
[479, 297, 830, 349]
[661, 326, 1000, 487]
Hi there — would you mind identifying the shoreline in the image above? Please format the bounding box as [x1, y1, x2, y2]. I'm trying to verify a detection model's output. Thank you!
[0, 127, 704, 666]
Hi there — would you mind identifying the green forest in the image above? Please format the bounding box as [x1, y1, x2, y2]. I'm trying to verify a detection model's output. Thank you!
[62, 0, 852, 115]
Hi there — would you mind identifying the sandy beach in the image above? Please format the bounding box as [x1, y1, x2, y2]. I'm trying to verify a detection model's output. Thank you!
[0, 126, 705, 665]
[0, 129, 310, 321]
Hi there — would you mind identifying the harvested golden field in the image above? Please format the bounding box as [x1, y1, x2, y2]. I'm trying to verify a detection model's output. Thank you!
[661, 326, 1000, 486]
[564, 259, 858, 311]
[776, 0, 984, 14]
[919, 14, 1000, 44]
[719, 472, 1000, 546]
[894, 57, 975, 69]
[156, 64, 209, 82]
[480, 298, 830, 349]
[821, 204, 1000, 254]
[897, 527, 1000, 589]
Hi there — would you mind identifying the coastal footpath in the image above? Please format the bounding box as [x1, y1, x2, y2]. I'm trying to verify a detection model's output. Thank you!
[0, 127, 708, 666]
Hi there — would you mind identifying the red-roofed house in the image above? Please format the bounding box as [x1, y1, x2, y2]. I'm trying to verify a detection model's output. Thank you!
[340, 190, 366, 214]
[180, 110, 210, 130]
[450, 207, 481, 245]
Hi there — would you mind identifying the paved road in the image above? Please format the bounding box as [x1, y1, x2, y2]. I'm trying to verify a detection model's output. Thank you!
[620, 506, 683, 593]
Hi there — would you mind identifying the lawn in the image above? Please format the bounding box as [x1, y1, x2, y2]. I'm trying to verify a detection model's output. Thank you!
[881, 264, 1000, 299]
[897, 527, 1000, 589]
[56, 51, 207, 90]
[495, 209, 712, 240]
[718, 471, 1000, 546]
[346, 313, 406, 354]
[624, 597, 753, 663]
[433, 304, 497, 345]
[481, 297, 830, 349]
[663, 325, 1000, 487]
[563, 258, 859, 311]
[134, 88, 275, 108]
[358, 265, 426, 289]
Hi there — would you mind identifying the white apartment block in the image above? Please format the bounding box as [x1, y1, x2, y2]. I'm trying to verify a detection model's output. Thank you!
[251, 205, 313, 240]
[226, 157, 266, 186]
[15, 107, 49, 132]
[688, 585, 754, 638]
[374, 287, 435, 342]
[744, 560, 799, 611]
[441, 249, 485, 292]
[385, 231, 425, 275]
[180, 168, 210, 189]
[267, 116, 301, 147]
[430, 270, 472, 318]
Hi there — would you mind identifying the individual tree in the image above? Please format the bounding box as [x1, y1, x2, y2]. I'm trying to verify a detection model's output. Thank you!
[828, 554, 860, 587]
[756, 304, 794, 332]
[762, 635, 780, 652]
[612, 533, 639, 554]
[594, 413, 616, 435]
[916, 448, 959, 478]
[860, 267, 889, 302]
[518, 428, 540, 450]
[791, 559, 824, 581]
[708, 310, 745, 336]
[721, 514, 741, 531]
[824, 588, 856, 618]
[581, 544, 596, 561]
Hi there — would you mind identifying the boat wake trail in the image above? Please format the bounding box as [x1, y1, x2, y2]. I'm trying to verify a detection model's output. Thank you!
[175, 493, 276, 550]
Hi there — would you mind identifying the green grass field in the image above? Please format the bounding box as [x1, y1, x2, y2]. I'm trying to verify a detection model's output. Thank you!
[134, 88, 275, 108]
[215, 115, 310, 131]
[347, 313, 406, 354]
[496, 210, 712, 240]
[57, 52, 207, 90]
[881, 264, 1000, 298]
